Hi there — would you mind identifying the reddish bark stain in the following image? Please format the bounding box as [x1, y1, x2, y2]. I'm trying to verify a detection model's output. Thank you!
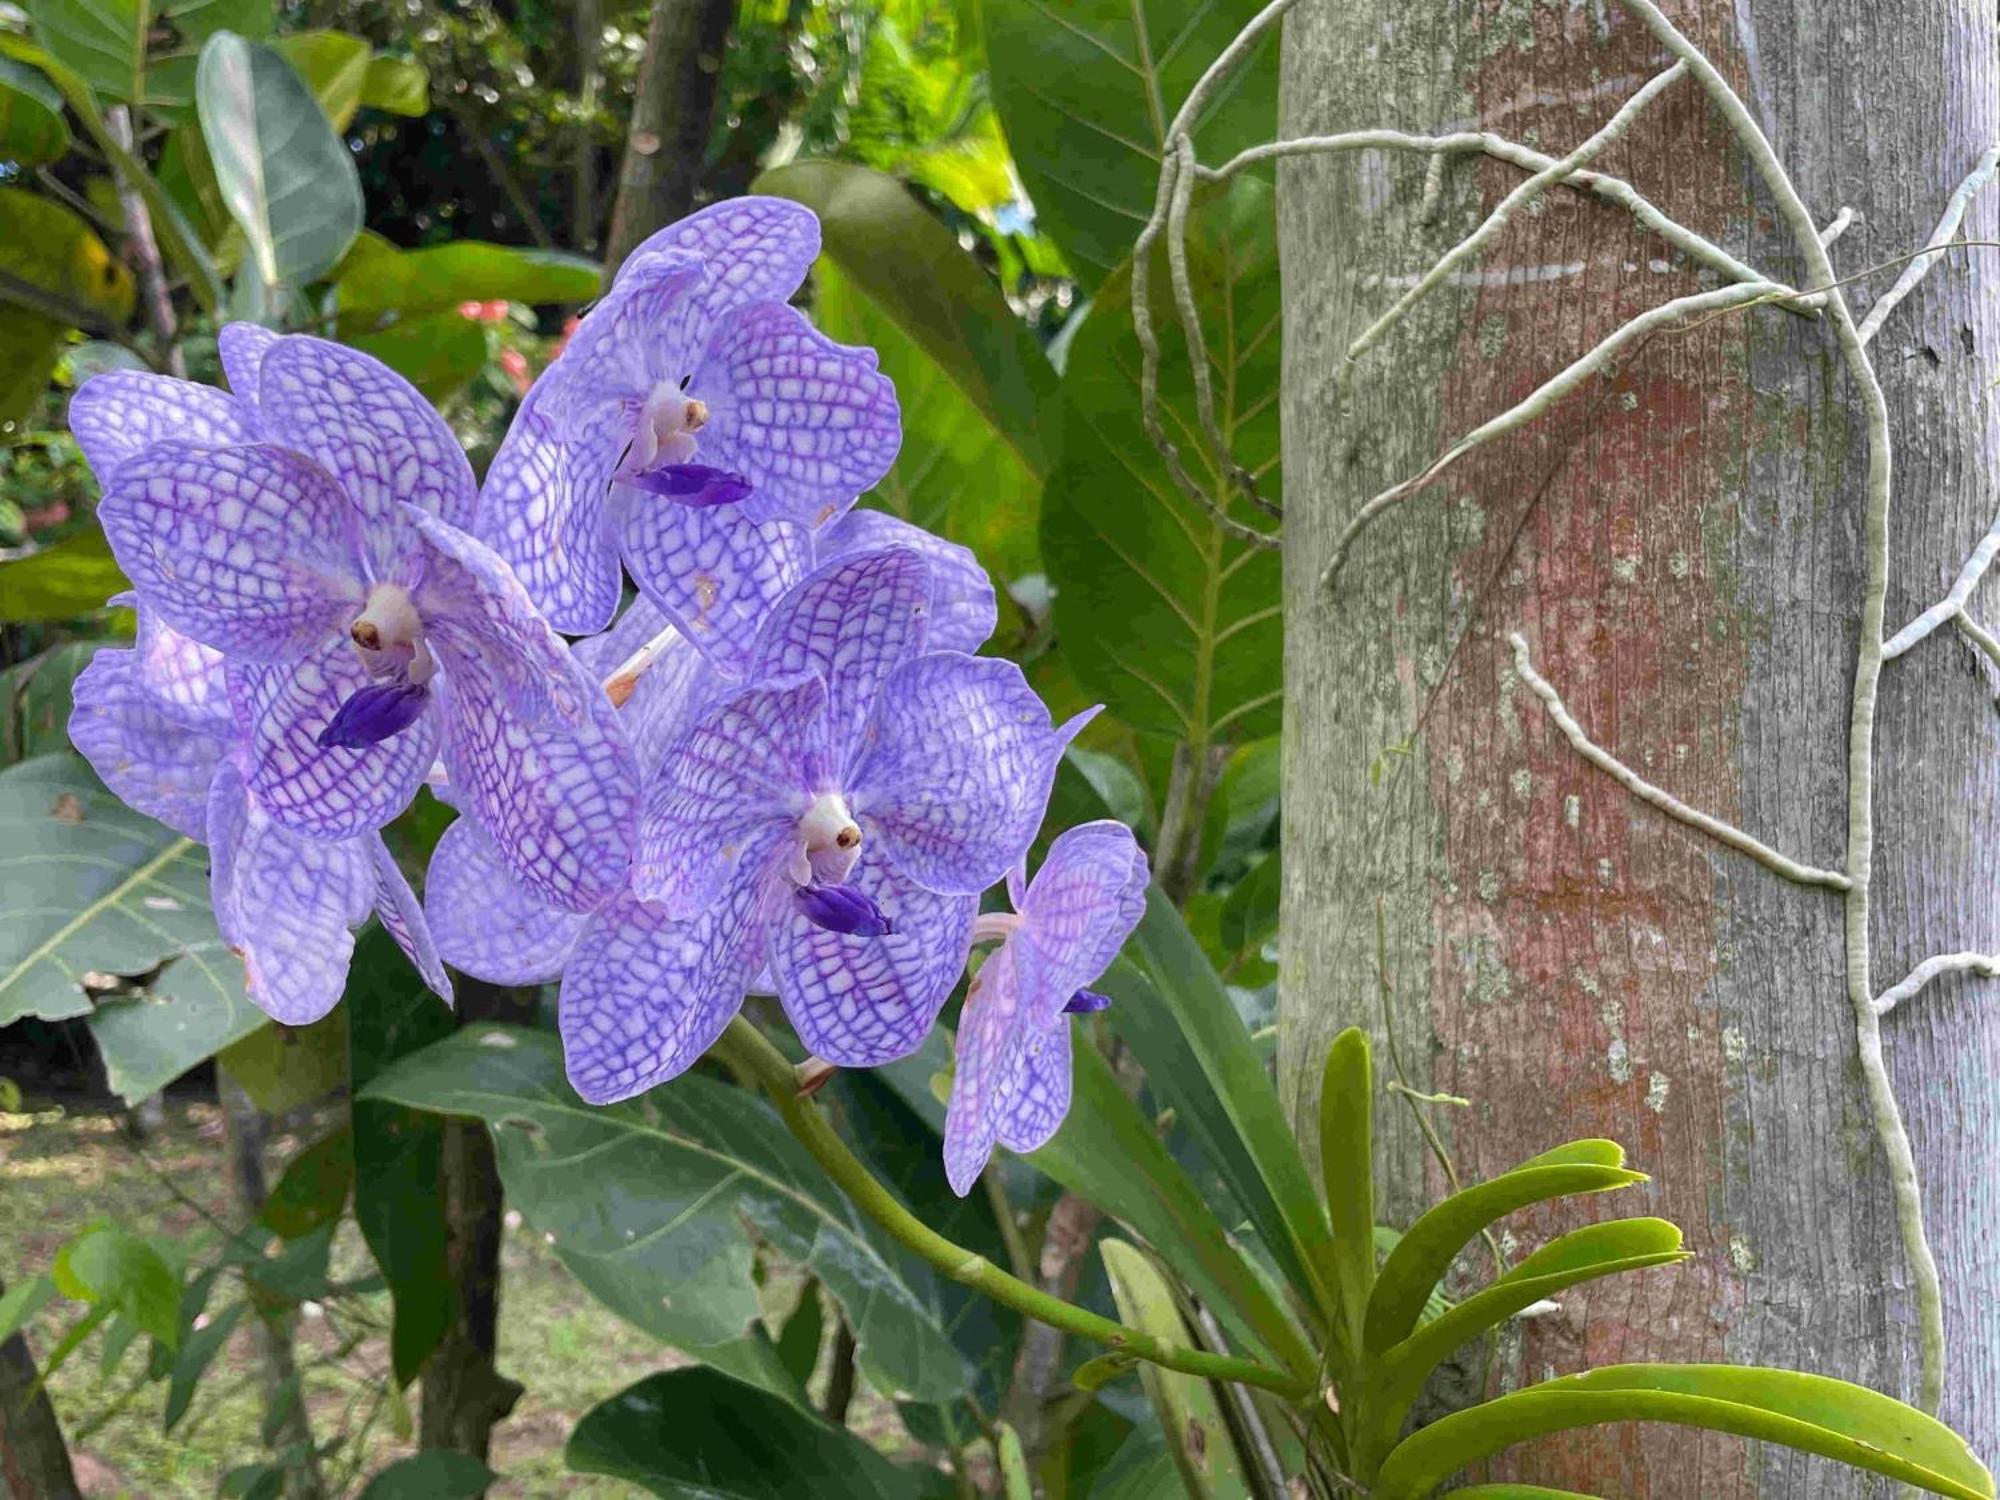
[1415, 3, 1762, 1493]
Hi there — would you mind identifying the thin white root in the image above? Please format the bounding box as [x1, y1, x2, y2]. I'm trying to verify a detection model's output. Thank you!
[1882, 505, 2000, 658]
[602, 622, 680, 707]
[1819, 206, 1858, 246]
[1875, 953, 2000, 1016]
[1955, 610, 2000, 670]
[1509, 632, 1852, 892]
[1857, 140, 2000, 347]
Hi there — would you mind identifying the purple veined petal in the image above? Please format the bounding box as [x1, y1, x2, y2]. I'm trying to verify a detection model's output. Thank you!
[259, 335, 476, 552]
[622, 463, 754, 508]
[69, 372, 257, 486]
[942, 943, 1025, 1196]
[368, 835, 453, 1005]
[424, 815, 586, 985]
[207, 764, 377, 1026]
[815, 508, 998, 656]
[747, 546, 931, 770]
[217, 322, 276, 422]
[435, 645, 639, 914]
[473, 379, 628, 635]
[1013, 820, 1149, 1029]
[559, 831, 789, 1104]
[613, 196, 819, 314]
[572, 597, 720, 779]
[409, 507, 587, 730]
[98, 442, 369, 661]
[547, 256, 708, 430]
[229, 640, 440, 840]
[695, 301, 901, 528]
[130, 605, 230, 731]
[619, 483, 815, 678]
[993, 1013, 1074, 1157]
[68, 647, 226, 839]
[849, 652, 1072, 895]
[633, 672, 826, 917]
[769, 846, 974, 1068]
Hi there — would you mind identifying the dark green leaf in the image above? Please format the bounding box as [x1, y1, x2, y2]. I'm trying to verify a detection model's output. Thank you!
[1439, 1489, 1611, 1499]
[258, 1127, 354, 1240]
[1365, 1154, 1647, 1355]
[774, 1279, 824, 1390]
[362, 1024, 971, 1403]
[162, 1299, 243, 1429]
[567, 1368, 934, 1499]
[1372, 1365, 1994, 1500]
[982, 0, 1278, 286]
[1040, 180, 1280, 744]
[0, 1272, 54, 1340]
[162, 0, 273, 48]
[219, 1008, 349, 1114]
[336, 233, 599, 323]
[357, 1452, 497, 1500]
[196, 31, 362, 293]
[1217, 852, 1279, 960]
[0, 528, 128, 622]
[0, 187, 135, 427]
[0, 56, 71, 163]
[347, 312, 488, 403]
[28, 0, 148, 103]
[245, 1220, 336, 1304]
[219, 1464, 285, 1500]
[359, 54, 427, 116]
[1321, 1027, 1374, 1350]
[1087, 1424, 1178, 1500]
[1, 642, 106, 767]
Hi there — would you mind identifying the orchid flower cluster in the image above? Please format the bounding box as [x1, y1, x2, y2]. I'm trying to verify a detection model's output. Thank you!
[66, 198, 1146, 1192]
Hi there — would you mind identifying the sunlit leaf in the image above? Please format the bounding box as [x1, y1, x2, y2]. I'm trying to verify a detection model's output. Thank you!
[271, 29, 370, 131]
[359, 54, 427, 117]
[0, 527, 128, 622]
[335, 233, 600, 324]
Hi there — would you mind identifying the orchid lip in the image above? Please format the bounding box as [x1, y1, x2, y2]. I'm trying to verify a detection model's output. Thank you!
[1063, 988, 1112, 1015]
[794, 880, 894, 937]
[624, 463, 754, 509]
[317, 678, 431, 749]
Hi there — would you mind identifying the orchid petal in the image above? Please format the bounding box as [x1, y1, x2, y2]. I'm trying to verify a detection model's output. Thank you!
[942, 944, 1024, 1197]
[619, 491, 814, 678]
[815, 508, 998, 655]
[70, 371, 255, 483]
[425, 815, 586, 985]
[1014, 820, 1149, 1028]
[68, 647, 224, 839]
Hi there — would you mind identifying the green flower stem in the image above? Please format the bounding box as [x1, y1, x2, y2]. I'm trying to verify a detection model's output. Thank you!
[711, 1017, 1317, 1403]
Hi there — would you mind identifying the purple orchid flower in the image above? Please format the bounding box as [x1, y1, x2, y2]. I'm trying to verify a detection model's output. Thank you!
[68, 604, 451, 1024]
[943, 821, 1149, 1195]
[80, 330, 639, 913]
[552, 545, 1088, 1104]
[472, 198, 902, 665]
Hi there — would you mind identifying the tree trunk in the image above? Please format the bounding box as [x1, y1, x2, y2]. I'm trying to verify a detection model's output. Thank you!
[0, 1277, 83, 1500]
[602, 0, 736, 279]
[418, 979, 534, 1468]
[1277, 2, 2000, 1493]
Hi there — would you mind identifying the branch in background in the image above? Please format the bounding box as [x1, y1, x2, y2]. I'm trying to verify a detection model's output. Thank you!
[572, 0, 604, 254]
[420, 977, 534, 1473]
[0, 1275, 84, 1500]
[446, 101, 558, 252]
[104, 106, 185, 380]
[603, 0, 737, 279]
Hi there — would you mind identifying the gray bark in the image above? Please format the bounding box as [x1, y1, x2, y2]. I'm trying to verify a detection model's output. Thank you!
[1277, 2, 2000, 1493]
[0, 1276, 82, 1500]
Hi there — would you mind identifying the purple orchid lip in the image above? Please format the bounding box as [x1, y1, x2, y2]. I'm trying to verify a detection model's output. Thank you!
[318, 680, 431, 749]
[625, 463, 754, 509]
[794, 880, 895, 937]
[1063, 987, 1113, 1015]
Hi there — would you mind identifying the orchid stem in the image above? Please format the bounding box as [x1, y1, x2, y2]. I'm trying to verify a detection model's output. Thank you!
[709, 1017, 1316, 1402]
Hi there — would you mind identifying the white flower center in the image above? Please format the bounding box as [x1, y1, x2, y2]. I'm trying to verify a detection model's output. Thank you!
[631, 378, 707, 473]
[791, 791, 862, 886]
[349, 583, 436, 685]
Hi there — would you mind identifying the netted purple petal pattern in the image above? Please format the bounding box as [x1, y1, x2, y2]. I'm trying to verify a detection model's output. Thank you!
[613, 196, 818, 314]
[1013, 821, 1148, 1029]
[634, 673, 825, 916]
[131, 607, 230, 731]
[942, 945, 1023, 1196]
[769, 848, 973, 1067]
[217, 322, 276, 416]
[70, 372, 256, 484]
[696, 301, 900, 527]
[748, 547, 930, 765]
[572, 598, 717, 777]
[993, 1015, 1072, 1156]
[260, 335, 477, 545]
[435, 649, 639, 914]
[815, 509, 998, 655]
[230, 639, 440, 839]
[850, 653, 1070, 895]
[425, 816, 586, 984]
[99, 442, 367, 661]
[548, 256, 706, 426]
[208, 766, 377, 1025]
[620, 494, 814, 677]
[475, 382, 628, 634]
[68, 648, 224, 839]
[559, 835, 787, 1104]
[369, 836, 452, 1004]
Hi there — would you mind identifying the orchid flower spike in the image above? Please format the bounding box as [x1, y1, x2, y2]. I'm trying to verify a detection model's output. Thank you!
[81, 328, 639, 913]
[943, 821, 1149, 1195]
[474, 198, 901, 671]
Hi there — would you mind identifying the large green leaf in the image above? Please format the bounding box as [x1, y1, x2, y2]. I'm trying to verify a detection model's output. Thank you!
[356, 1453, 496, 1500]
[566, 1368, 938, 1499]
[89, 952, 265, 1102]
[1100, 1239, 1253, 1500]
[196, 31, 362, 295]
[981, 0, 1278, 286]
[335, 233, 601, 324]
[1040, 179, 1279, 745]
[0, 187, 135, 426]
[1321, 1027, 1374, 1350]
[359, 54, 427, 116]
[755, 160, 1058, 587]
[28, 0, 148, 104]
[362, 1023, 972, 1404]
[0, 56, 71, 164]
[1372, 1366, 1995, 1500]
[0, 527, 128, 621]
[347, 312, 487, 403]
[271, 30, 370, 131]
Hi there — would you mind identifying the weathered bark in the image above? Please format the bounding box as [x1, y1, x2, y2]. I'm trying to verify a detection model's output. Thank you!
[603, 0, 735, 279]
[1278, 2, 2000, 1493]
[418, 979, 534, 1469]
[0, 1277, 83, 1500]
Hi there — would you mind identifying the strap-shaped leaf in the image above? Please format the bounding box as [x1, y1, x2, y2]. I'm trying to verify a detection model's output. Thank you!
[1516, 1139, 1627, 1170]
[1365, 1156, 1646, 1354]
[1439, 1489, 1610, 1498]
[1372, 1365, 1995, 1500]
[1362, 1220, 1689, 1463]
[1320, 1026, 1374, 1351]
